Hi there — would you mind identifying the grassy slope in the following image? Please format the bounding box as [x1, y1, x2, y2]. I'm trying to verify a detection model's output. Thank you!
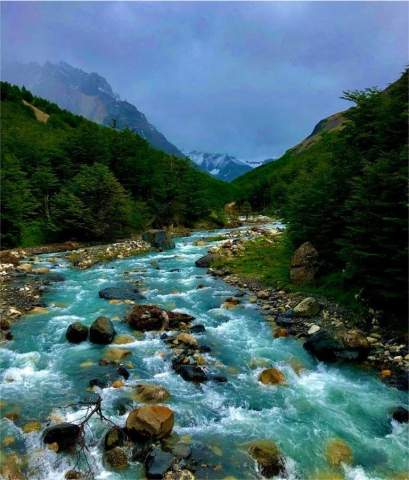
[213, 234, 365, 315]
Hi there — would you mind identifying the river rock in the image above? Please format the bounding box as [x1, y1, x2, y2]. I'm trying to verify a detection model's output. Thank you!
[142, 230, 175, 251]
[145, 447, 175, 479]
[126, 406, 174, 440]
[290, 241, 319, 285]
[190, 324, 206, 334]
[175, 333, 198, 348]
[247, 439, 285, 478]
[44, 272, 66, 283]
[293, 297, 320, 317]
[308, 325, 321, 335]
[133, 384, 171, 403]
[43, 423, 80, 451]
[303, 330, 367, 362]
[32, 267, 50, 274]
[89, 316, 116, 344]
[66, 322, 88, 343]
[105, 447, 128, 469]
[126, 305, 194, 331]
[117, 366, 130, 379]
[325, 438, 353, 467]
[104, 427, 125, 450]
[195, 253, 217, 268]
[16, 263, 32, 273]
[392, 407, 409, 423]
[341, 329, 369, 350]
[164, 470, 195, 480]
[177, 365, 207, 383]
[99, 284, 145, 301]
[259, 368, 286, 385]
[100, 348, 131, 365]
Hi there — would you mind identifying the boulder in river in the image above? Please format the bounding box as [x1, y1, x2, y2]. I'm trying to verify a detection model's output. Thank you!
[43, 423, 80, 451]
[142, 229, 175, 251]
[126, 406, 174, 440]
[104, 427, 125, 450]
[100, 348, 131, 365]
[44, 272, 66, 283]
[126, 305, 194, 331]
[293, 297, 320, 317]
[290, 241, 319, 285]
[259, 368, 286, 385]
[133, 384, 171, 403]
[303, 330, 368, 362]
[99, 284, 145, 301]
[105, 447, 128, 469]
[195, 253, 218, 268]
[65, 322, 88, 343]
[175, 333, 198, 348]
[247, 439, 285, 478]
[392, 406, 409, 423]
[177, 365, 208, 383]
[190, 324, 206, 334]
[89, 316, 116, 344]
[145, 447, 175, 479]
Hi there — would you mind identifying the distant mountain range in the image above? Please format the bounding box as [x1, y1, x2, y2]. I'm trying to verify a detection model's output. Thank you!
[184, 150, 272, 181]
[2, 61, 183, 156]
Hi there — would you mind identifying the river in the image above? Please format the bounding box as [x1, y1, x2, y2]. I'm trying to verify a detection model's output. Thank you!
[0, 225, 407, 479]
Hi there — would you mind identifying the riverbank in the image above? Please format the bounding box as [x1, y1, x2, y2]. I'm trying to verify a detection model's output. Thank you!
[202, 227, 409, 391]
[0, 222, 408, 480]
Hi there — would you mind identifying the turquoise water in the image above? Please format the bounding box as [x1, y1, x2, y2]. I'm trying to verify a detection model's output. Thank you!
[0, 227, 408, 479]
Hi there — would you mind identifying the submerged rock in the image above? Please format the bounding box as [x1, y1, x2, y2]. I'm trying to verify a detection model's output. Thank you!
[247, 439, 285, 478]
[44, 272, 66, 283]
[100, 348, 131, 365]
[66, 322, 88, 343]
[99, 285, 145, 301]
[43, 422, 80, 451]
[145, 447, 175, 479]
[89, 316, 116, 344]
[175, 333, 198, 348]
[133, 384, 171, 403]
[126, 406, 174, 440]
[325, 438, 353, 467]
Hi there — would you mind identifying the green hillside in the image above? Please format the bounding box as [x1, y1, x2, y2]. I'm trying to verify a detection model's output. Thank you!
[1, 82, 234, 247]
[233, 70, 408, 320]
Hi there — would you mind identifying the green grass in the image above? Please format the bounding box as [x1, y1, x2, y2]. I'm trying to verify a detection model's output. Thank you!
[213, 233, 365, 315]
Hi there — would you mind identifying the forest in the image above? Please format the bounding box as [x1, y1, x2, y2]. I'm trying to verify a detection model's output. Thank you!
[234, 69, 408, 319]
[0, 81, 233, 247]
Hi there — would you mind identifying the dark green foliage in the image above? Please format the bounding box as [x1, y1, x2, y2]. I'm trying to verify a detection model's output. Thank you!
[234, 70, 408, 320]
[52, 164, 132, 240]
[1, 82, 233, 247]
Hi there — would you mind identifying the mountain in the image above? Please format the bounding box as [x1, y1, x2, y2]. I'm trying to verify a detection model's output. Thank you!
[2, 61, 183, 157]
[184, 150, 253, 181]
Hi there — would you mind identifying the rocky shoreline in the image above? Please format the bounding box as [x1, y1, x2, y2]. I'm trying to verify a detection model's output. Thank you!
[200, 227, 409, 392]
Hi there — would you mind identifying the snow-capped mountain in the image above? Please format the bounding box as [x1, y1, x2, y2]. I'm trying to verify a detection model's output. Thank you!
[184, 151, 253, 181]
[2, 61, 183, 156]
[184, 151, 274, 181]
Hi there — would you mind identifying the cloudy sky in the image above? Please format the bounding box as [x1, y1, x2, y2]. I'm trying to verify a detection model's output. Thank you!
[1, 2, 407, 161]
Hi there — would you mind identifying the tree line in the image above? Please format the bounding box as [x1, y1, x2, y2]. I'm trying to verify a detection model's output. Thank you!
[1, 82, 233, 247]
[234, 70, 408, 320]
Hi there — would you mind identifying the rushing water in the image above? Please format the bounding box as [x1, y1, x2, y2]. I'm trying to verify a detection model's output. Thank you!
[0, 226, 408, 480]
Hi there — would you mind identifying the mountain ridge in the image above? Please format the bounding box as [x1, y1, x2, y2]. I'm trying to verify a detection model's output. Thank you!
[2, 61, 184, 157]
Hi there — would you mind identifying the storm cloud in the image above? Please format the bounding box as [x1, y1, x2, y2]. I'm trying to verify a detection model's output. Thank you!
[1, 1, 407, 160]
